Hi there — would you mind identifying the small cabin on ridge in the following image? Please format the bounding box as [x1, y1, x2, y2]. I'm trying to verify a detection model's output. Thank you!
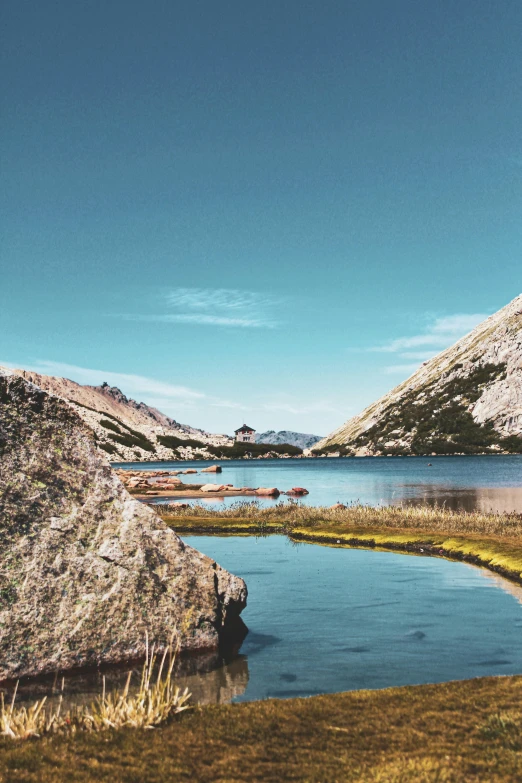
[235, 424, 256, 444]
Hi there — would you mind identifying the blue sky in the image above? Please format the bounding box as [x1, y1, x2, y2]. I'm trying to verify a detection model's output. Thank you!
[1, 0, 521, 435]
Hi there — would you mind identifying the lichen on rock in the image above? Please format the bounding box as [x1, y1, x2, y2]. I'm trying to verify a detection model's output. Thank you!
[0, 369, 247, 680]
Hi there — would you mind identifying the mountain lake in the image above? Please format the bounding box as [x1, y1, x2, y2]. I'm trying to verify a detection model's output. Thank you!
[113, 454, 522, 514]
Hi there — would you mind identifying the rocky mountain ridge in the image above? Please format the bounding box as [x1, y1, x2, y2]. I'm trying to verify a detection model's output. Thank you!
[2, 367, 233, 462]
[316, 293, 522, 456]
[256, 430, 323, 449]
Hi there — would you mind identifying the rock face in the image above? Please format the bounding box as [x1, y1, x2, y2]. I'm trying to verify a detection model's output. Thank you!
[200, 484, 226, 492]
[5, 368, 233, 462]
[316, 294, 522, 456]
[256, 430, 323, 449]
[0, 370, 247, 680]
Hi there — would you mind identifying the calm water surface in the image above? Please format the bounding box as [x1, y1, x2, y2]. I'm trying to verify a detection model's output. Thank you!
[8, 536, 522, 706]
[179, 535, 522, 702]
[114, 455, 522, 513]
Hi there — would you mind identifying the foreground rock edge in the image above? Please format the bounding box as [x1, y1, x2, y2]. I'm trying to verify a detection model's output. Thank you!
[0, 369, 247, 680]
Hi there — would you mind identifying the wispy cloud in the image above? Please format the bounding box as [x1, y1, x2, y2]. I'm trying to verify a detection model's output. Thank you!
[259, 400, 342, 416]
[398, 351, 440, 360]
[368, 312, 490, 376]
[123, 314, 272, 328]
[209, 396, 343, 417]
[117, 287, 284, 329]
[1, 358, 345, 432]
[209, 399, 251, 411]
[166, 288, 283, 312]
[373, 313, 489, 354]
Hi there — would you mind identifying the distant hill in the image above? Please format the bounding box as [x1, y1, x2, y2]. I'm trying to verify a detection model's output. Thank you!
[315, 293, 522, 456]
[3, 367, 232, 462]
[256, 430, 323, 449]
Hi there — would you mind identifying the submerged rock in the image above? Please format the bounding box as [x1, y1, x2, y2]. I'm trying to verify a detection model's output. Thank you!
[0, 370, 247, 681]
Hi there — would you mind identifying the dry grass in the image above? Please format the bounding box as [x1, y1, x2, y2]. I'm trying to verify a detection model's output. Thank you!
[0, 682, 64, 740]
[1, 676, 522, 781]
[156, 499, 522, 537]
[80, 638, 191, 733]
[0, 637, 190, 741]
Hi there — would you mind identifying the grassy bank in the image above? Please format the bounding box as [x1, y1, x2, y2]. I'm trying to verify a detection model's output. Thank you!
[3, 503, 522, 781]
[1, 675, 522, 782]
[157, 502, 522, 585]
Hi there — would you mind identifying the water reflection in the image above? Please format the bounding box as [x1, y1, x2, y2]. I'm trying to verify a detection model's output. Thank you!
[179, 656, 249, 705]
[2, 648, 249, 711]
[183, 536, 522, 703]
[478, 569, 522, 606]
[399, 485, 522, 514]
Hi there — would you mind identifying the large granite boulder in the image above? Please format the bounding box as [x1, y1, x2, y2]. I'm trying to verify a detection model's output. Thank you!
[0, 369, 247, 680]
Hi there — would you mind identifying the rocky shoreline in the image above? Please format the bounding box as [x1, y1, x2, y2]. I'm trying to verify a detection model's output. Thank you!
[115, 467, 309, 502]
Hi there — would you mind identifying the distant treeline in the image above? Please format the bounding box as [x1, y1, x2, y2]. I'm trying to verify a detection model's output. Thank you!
[157, 435, 302, 458]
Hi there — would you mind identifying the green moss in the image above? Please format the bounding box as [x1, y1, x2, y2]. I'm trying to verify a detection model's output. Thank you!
[161, 504, 522, 585]
[290, 526, 522, 582]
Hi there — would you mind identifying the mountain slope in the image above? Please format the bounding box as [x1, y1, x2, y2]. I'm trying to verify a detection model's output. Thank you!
[256, 430, 323, 449]
[316, 294, 522, 456]
[3, 367, 232, 461]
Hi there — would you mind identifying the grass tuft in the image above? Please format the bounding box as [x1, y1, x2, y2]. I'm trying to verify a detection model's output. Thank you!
[0, 636, 190, 741]
[0, 682, 64, 740]
[82, 637, 191, 732]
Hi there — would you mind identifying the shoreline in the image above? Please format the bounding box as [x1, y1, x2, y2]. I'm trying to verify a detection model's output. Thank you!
[178, 522, 522, 588]
[290, 529, 522, 587]
[134, 488, 266, 500]
[159, 505, 522, 588]
[113, 451, 522, 466]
